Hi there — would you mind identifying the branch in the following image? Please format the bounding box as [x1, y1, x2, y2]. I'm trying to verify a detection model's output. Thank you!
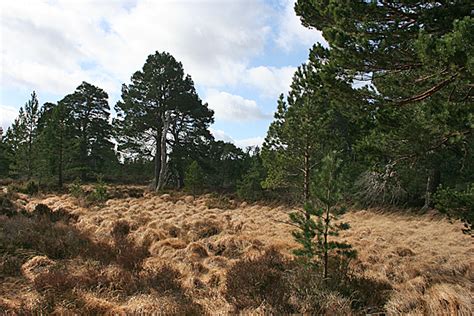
[397, 73, 458, 105]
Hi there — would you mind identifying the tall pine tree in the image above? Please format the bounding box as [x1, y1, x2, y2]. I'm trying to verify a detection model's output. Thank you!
[115, 51, 213, 190]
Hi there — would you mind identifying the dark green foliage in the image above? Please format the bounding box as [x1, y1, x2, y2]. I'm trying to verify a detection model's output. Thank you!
[237, 149, 265, 201]
[434, 184, 473, 235]
[35, 101, 74, 188]
[65, 82, 116, 180]
[291, 0, 473, 211]
[184, 161, 205, 195]
[202, 140, 251, 191]
[0, 129, 11, 177]
[69, 178, 85, 199]
[262, 49, 365, 203]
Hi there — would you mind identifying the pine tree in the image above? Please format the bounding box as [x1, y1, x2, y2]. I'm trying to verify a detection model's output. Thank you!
[115, 51, 213, 190]
[36, 101, 74, 188]
[63, 82, 114, 180]
[289, 153, 355, 280]
[0, 127, 11, 178]
[5, 92, 40, 179]
[295, 1, 472, 106]
[237, 148, 265, 201]
[262, 47, 362, 202]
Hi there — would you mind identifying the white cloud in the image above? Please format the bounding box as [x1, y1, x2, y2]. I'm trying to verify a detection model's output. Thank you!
[0, 105, 19, 130]
[205, 89, 270, 122]
[275, 0, 326, 51]
[0, 0, 271, 96]
[245, 66, 296, 98]
[210, 128, 264, 149]
[210, 128, 235, 143]
[235, 136, 265, 148]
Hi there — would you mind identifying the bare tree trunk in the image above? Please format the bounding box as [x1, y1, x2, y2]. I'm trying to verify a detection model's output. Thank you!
[422, 168, 441, 210]
[156, 112, 171, 191]
[153, 131, 162, 190]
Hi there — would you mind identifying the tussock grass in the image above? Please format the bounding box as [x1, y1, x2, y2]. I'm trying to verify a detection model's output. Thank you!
[0, 187, 472, 314]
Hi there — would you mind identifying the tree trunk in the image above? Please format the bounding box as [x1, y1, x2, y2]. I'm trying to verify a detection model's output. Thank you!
[153, 130, 162, 190]
[156, 112, 171, 191]
[323, 203, 330, 280]
[422, 168, 441, 210]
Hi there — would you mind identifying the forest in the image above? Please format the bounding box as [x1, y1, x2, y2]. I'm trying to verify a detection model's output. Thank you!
[0, 1, 473, 314]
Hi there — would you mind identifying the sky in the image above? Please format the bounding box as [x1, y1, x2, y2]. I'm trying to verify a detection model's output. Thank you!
[0, 0, 325, 148]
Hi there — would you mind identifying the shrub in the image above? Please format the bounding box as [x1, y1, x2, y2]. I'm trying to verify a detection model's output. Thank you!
[7, 180, 39, 195]
[205, 194, 235, 210]
[434, 184, 473, 235]
[24, 180, 39, 195]
[88, 175, 108, 203]
[69, 178, 85, 198]
[225, 248, 293, 312]
[184, 161, 205, 195]
[236, 160, 265, 202]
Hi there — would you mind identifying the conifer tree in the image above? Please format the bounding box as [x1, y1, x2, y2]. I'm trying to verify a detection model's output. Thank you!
[115, 51, 213, 190]
[5, 92, 40, 179]
[64, 82, 114, 180]
[36, 101, 74, 187]
[289, 153, 355, 279]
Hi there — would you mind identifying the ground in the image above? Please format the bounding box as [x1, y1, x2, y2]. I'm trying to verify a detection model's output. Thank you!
[0, 186, 472, 315]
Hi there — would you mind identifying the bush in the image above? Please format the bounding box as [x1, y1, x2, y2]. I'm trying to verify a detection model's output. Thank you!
[434, 184, 473, 235]
[236, 161, 265, 202]
[7, 180, 39, 195]
[205, 194, 235, 210]
[24, 180, 39, 195]
[69, 178, 85, 198]
[88, 176, 108, 203]
[184, 161, 205, 195]
[225, 248, 293, 313]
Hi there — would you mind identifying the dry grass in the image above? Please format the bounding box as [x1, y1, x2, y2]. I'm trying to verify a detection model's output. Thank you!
[0, 187, 472, 315]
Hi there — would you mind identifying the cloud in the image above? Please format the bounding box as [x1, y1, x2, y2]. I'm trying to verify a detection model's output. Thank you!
[0, 105, 19, 130]
[210, 128, 264, 149]
[235, 136, 265, 148]
[274, 0, 326, 51]
[210, 128, 235, 143]
[205, 89, 270, 122]
[245, 66, 296, 98]
[1, 0, 271, 96]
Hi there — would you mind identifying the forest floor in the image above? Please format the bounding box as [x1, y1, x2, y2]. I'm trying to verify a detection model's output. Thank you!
[1, 185, 472, 315]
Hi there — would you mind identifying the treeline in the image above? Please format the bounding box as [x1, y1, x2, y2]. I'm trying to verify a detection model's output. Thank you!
[0, 2, 472, 231]
[0, 52, 256, 193]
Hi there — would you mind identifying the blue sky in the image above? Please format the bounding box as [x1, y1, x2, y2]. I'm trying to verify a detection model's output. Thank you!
[0, 0, 325, 147]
